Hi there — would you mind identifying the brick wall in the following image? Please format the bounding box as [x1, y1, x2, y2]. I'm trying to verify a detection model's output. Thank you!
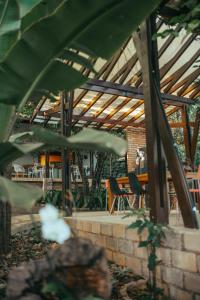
[67, 218, 200, 300]
[126, 127, 146, 172]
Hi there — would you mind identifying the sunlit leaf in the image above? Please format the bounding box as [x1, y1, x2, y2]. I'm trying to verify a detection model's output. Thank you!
[0, 0, 20, 60]
[32, 127, 127, 156]
[0, 103, 16, 142]
[0, 176, 43, 209]
[0, 0, 160, 107]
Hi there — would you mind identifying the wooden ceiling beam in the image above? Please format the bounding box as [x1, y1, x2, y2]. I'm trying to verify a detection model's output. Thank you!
[81, 79, 194, 105]
[178, 68, 200, 96]
[163, 49, 200, 93]
[96, 97, 131, 129]
[160, 34, 196, 79]
[190, 84, 200, 99]
[30, 96, 47, 123]
[132, 25, 183, 87]
[71, 114, 194, 129]
[107, 100, 144, 130]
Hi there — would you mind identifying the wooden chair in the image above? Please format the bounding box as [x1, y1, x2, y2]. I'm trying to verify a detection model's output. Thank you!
[128, 171, 147, 208]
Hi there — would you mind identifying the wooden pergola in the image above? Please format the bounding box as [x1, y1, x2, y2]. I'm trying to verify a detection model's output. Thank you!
[30, 16, 200, 228]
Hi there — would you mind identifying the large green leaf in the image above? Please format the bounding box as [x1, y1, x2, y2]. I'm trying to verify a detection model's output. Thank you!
[0, 0, 20, 60]
[72, 0, 160, 59]
[0, 127, 126, 172]
[0, 176, 43, 209]
[67, 128, 127, 156]
[0, 142, 43, 171]
[19, 0, 63, 31]
[0, 103, 16, 142]
[0, 0, 62, 61]
[0, 0, 160, 108]
[32, 127, 127, 156]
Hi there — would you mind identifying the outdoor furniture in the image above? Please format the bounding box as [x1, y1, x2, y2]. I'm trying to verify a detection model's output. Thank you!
[13, 164, 26, 177]
[128, 171, 147, 208]
[106, 172, 198, 213]
[106, 173, 148, 213]
[109, 176, 133, 214]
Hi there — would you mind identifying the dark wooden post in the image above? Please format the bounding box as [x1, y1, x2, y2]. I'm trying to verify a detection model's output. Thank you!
[140, 16, 198, 228]
[60, 91, 73, 215]
[0, 165, 12, 255]
[140, 16, 169, 224]
[191, 109, 200, 165]
[182, 106, 192, 164]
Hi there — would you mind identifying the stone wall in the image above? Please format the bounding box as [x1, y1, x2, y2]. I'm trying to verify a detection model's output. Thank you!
[126, 127, 146, 172]
[67, 218, 200, 300]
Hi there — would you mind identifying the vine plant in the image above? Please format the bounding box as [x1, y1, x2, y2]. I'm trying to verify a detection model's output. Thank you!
[125, 209, 168, 300]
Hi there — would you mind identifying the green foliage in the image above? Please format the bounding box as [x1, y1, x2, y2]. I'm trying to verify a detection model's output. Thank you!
[125, 209, 167, 300]
[42, 280, 103, 300]
[0, 176, 42, 209]
[157, 0, 200, 38]
[0, 0, 161, 208]
[43, 190, 62, 208]
[0, 0, 160, 109]
[0, 127, 127, 208]
[0, 0, 20, 61]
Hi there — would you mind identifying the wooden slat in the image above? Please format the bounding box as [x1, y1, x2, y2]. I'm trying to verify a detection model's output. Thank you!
[163, 49, 200, 93]
[96, 97, 131, 129]
[30, 96, 47, 123]
[181, 107, 192, 162]
[107, 100, 143, 130]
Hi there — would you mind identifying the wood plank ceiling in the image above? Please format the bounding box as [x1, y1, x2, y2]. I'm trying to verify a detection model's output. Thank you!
[31, 21, 200, 130]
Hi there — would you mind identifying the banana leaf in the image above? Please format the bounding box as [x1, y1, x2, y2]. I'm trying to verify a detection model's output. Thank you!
[0, 176, 43, 209]
[32, 127, 127, 156]
[0, 0, 160, 108]
[0, 142, 43, 171]
[0, 0, 20, 61]
[0, 0, 56, 60]
[1, 127, 127, 171]
[0, 103, 16, 142]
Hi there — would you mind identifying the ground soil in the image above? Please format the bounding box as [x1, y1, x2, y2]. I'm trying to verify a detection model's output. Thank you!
[0, 227, 154, 300]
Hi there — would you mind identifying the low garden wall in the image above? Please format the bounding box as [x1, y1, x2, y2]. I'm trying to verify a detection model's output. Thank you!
[67, 217, 200, 300]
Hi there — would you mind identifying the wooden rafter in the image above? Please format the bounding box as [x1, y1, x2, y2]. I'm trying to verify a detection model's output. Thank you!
[132, 24, 183, 87]
[163, 49, 200, 93]
[107, 100, 144, 130]
[30, 96, 47, 123]
[96, 97, 131, 129]
[160, 35, 196, 79]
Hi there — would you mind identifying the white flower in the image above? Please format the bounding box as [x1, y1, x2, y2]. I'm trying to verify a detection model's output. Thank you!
[39, 204, 71, 244]
[39, 204, 59, 222]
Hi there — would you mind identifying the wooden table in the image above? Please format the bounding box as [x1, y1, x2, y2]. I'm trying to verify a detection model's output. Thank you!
[106, 172, 198, 213]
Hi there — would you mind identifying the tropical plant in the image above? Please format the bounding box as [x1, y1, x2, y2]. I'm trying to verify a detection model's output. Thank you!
[125, 209, 167, 300]
[157, 0, 200, 38]
[0, 0, 161, 254]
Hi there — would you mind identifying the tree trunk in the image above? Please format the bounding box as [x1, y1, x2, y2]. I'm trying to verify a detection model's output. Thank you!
[0, 164, 12, 256]
[0, 201, 11, 255]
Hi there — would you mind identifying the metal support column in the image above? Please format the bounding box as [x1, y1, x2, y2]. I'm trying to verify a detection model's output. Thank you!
[60, 91, 73, 215]
[45, 151, 49, 178]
